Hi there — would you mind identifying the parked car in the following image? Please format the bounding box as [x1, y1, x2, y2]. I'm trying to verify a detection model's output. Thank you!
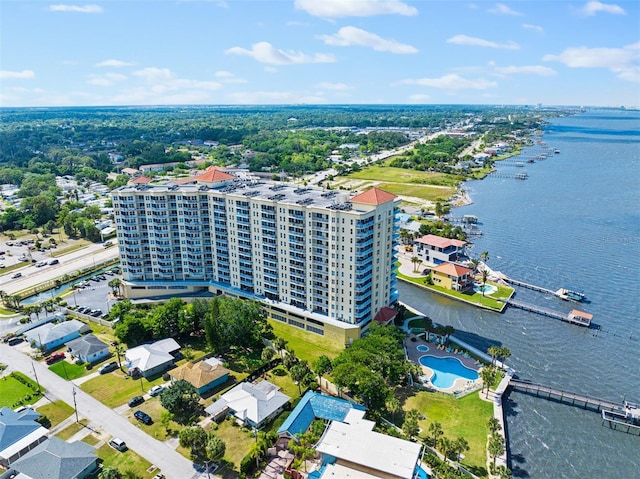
[149, 385, 165, 397]
[8, 337, 24, 346]
[108, 437, 127, 452]
[134, 410, 153, 425]
[45, 352, 65, 365]
[11, 272, 22, 279]
[98, 362, 118, 374]
[48, 259, 59, 265]
[0, 251, 5, 255]
[128, 396, 145, 407]
[0, 264, 5, 269]
[35, 261, 47, 268]
[90, 309, 103, 317]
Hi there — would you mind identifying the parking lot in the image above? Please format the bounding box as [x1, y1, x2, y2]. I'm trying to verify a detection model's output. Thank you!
[66, 270, 122, 319]
[0, 238, 58, 269]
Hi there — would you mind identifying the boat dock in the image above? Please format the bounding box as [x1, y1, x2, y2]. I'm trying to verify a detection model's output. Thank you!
[601, 402, 640, 435]
[503, 300, 593, 327]
[488, 171, 528, 180]
[504, 277, 556, 295]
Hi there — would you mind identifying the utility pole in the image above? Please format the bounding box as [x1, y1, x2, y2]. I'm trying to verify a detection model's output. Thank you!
[31, 361, 41, 393]
[72, 387, 79, 423]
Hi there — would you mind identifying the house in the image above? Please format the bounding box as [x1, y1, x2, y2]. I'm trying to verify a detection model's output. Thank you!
[124, 338, 180, 378]
[431, 262, 474, 291]
[121, 167, 140, 176]
[315, 419, 422, 479]
[6, 437, 98, 479]
[277, 391, 366, 440]
[23, 320, 90, 352]
[414, 234, 467, 265]
[205, 380, 290, 429]
[0, 407, 48, 466]
[373, 306, 398, 326]
[65, 334, 110, 364]
[128, 176, 152, 185]
[169, 357, 230, 396]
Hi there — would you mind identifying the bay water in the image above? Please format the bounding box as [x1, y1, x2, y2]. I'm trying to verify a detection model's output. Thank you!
[399, 110, 640, 478]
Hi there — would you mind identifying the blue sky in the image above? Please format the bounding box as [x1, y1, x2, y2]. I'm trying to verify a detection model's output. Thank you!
[1, 0, 639, 107]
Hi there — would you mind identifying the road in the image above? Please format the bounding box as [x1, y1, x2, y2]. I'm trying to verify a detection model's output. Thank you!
[0, 243, 120, 295]
[0, 343, 207, 479]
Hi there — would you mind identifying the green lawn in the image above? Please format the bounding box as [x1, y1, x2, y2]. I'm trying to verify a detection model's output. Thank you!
[94, 443, 156, 478]
[212, 418, 256, 472]
[57, 419, 88, 440]
[49, 360, 87, 380]
[80, 370, 164, 408]
[376, 182, 455, 202]
[403, 389, 493, 478]
[0, 372, 43, 408]
[347, 165, 461, 187]
[266, 366, 302, 400]
[268, 320, 343, 364]
[124, 397, 187, 442]
[36, 400, 74, 427]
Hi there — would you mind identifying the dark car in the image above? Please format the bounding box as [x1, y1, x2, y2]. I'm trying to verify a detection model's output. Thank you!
[98, 362, 118, 374]
[48, 259, 59, 265]
[8, 337, 24, 346]
[128, 395, 145, 407]
[134, 410, 153, 425]
[45, 352, 65, 365]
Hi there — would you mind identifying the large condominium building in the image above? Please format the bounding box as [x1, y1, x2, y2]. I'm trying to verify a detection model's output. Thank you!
[112, 167, 400, 345]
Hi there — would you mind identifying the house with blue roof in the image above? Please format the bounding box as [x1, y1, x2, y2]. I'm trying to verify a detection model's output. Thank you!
[23, 320, 90, 352]
[0, 407, 48, 466]
[277, 391, 366, 440]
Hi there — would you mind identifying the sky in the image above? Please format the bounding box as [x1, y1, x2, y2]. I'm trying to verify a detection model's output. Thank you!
[1, 0, 639, 107]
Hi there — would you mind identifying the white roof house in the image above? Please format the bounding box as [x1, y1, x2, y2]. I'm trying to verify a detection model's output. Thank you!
[124, 338, 180, 378]
[205, 380, 290, 429]
[315, 420, 422, 479]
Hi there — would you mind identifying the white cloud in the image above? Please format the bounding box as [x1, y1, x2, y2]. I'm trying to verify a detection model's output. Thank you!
[315, 82, 351, 91]
[447, 35, 520, 50]
[317, 26, 418, 54]
[96, 59, 135, 68]
[493, 65, 557, 76]
[226, 90, 328, 104]
[225, 42, 335, 65]
[488, 3, 523, 16]
[132, 67, 223, 91]
[522, 23, 544, 33]
[581, 1, 626, 16]
[49, 4, 103, 13]
[543, 42, 639, 82]
[214, 71, 247, 84]
[0, 70, 35, 79]
[408, 93, 431, 102]
[294, 0, 417, 18]
[87, 73, 127, 86]
[397, 74, 498, 90]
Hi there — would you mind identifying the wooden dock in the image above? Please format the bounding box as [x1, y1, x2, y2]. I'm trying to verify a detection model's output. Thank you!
[503, 299, 589, 326]
[488, 171, 528, 180]
[504, 277, 556, 295]
[510, 379, 621, 412]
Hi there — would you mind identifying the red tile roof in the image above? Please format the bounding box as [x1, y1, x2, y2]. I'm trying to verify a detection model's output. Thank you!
[174, 166, 235, 184]
[570, 309, 593, 320]
[433, 262, 473, 278]
[415, 234, 467, 249]
[350, 187, 397, 205]
[373, 307, 398, 325]
[130, 176, 152, 184]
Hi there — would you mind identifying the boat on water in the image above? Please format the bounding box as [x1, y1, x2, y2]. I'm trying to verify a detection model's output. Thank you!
[555, 287, 586, 302]
[553, 148, 560, 154]
[515, 162, 524, 167]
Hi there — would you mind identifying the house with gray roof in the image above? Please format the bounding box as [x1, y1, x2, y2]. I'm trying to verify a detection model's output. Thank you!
[205, 380, 289, 429]
[65, 334, 110, 364]
[6, 437, 98, 479]
[23, 320, 90, 352]
[0, 407, 48, 466]
[124, 338, 180, 378]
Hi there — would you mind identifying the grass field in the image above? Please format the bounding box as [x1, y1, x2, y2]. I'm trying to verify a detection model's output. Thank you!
[56, 419, 88, 440]
[266, 366, 302, 400]
[268, 320, 343, 364]
[36, 400, 74, 427]
[49, 360, 87, 380]
[0, 372, 43, 408]
[347, 165, 461, 187]
[80, 370, 164, 408]
[124, 397, 185, 442]
[94, 443, 156, 478]
[212, 419, 256, 472]
[403, 389, 493, 477]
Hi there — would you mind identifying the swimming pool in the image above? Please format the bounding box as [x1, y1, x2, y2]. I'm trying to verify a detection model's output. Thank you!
[474, 283, 497, 294]
[416, 345, 429, 352]
[419, 355, 479, 389]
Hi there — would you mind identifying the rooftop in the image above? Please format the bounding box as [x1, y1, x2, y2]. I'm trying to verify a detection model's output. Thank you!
[415, 234, 467, 249]
[433, 262, 473, 277]
[10, 437, 96, 479]
[65, 334, 109, 358]
[169, 358, 230, 389]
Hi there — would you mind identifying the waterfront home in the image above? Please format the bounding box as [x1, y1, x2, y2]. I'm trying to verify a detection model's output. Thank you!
[124, 338, 180, 378]
[65, 334, 110, 364]
[6, 437, 98, 479]
[23, 320, 90, 352]
[431, 262, 474, 291]
[414, 234, 467, 265]
[204, 380, 289, 429]
[0, 407, 48, 466]
[168, 357, 230, 396]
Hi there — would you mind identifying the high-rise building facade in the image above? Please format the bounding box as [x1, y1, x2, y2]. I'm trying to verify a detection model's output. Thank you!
[112, 168, 400, 345]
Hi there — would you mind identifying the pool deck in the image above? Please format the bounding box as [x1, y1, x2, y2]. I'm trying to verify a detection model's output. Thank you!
[405, 334, 482, 394]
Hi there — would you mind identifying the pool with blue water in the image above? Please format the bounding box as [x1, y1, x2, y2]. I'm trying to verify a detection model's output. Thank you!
[419, 355, 479, 389]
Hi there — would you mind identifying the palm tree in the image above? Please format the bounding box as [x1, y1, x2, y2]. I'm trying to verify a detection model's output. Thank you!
[487, 346, 501, 367]
[438, 436, 453, 460]
[480, 268, 489, 297]
[97, 468, 121, 479]
[469, 258, 480, 274]
[452, 436, 469, 462]
[273, 337, 287, 359]
[488, 434, 505, 466]
[442, 325, 455, 342]
[480, 366, 496, 398]
[495, 465, 513, 479]
[411, 256, 422, 273]
[498, 346, 511, 365]
[108, 278, 122, 297]
[386, 395, 401, 425]
[487, 417, 501, 435]
[427, 421, 443, 448]
[422, 317, 434, 342]
[261, 346, 276, 364]
[480, 251, 490, 264]
[313, 355, 332, 390]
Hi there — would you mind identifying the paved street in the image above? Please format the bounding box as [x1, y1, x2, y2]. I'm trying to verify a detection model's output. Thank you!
[0, 343, 207, 479]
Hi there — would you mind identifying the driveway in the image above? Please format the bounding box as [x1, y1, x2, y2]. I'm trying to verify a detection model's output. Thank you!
[0, 343, 211, 479]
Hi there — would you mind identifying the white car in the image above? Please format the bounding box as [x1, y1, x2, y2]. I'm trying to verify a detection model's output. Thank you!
[149, 385, 165, 397]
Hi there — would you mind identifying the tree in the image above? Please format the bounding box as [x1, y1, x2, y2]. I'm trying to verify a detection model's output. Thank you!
[488, 434, 505, 466]
[487, 416, 501, 435]
[261, 346, 276, 364]
[480, 251, 490, 264]
[422, 317, 434, 341]
[452, 436, 469, 462]
[480, 268, 489, 297]
[386, 395, 401, 425]
[498, 346, 511, 364]
[480, 366, 496, 398]
[495, 465, 512, 479]
[411, 255, 422, 273]
[438, 436, 453, 460]
[313, 355, 332, 390]
[108, 278, 122, 297]
[160, 379, 203, 424]
[469, 257, 480, 273]
[487, 346, 501, 367]
[179, 426, 208, 461]
[402, 409, 420, 440]
[290, 361, 310, 395]
[97, 468, 121, 479]
[205, 435, 226, 463]
[428, 421, 443, 448]
[442, 325, 455, 341]
[273, 337, 287, 359]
